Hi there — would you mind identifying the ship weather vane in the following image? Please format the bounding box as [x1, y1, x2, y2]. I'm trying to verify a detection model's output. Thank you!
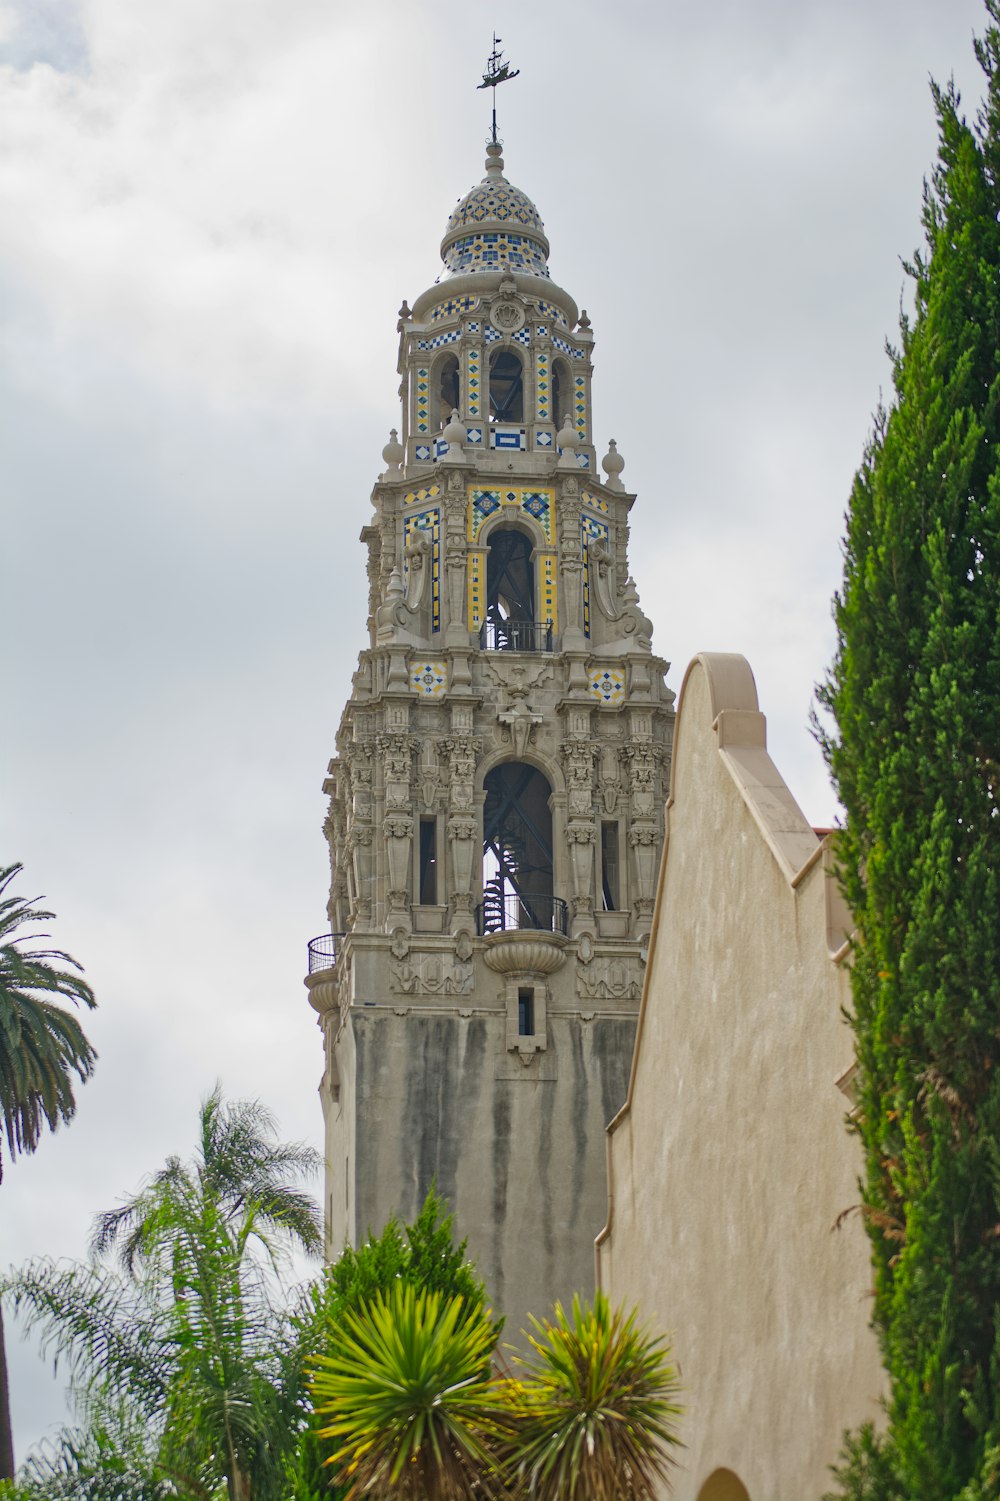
[478, 34, 519, 144]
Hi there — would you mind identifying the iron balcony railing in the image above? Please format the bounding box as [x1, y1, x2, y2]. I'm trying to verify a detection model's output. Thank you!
[476, 892, 568, 937]
[307, 933, 345, 974]
[479, 619, 554, 654]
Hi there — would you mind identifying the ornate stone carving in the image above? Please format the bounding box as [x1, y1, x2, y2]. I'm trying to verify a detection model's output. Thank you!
[489, 298, 525, 334]
[390, 927, 410, 960]
[619, 577, 653, 651]
[563, 740, 596, 820]
[390, 954, 475, 995]
[455, 930, 474, 963]
[483, 932, 567, 975]
[447, 815, 477, 905]
[576, 958, 642, 1001]
[378, 732, 414, 812]
[483, 659, 552, 693]
[622, 743, 660, 818]
[498, 700, 543, 759]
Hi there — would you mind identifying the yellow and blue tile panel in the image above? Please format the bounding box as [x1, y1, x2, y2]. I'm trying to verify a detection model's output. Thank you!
[467, 549, 486, 629]
[573, 375, 588, 441]
[446, 182, 546, 234]
[535, 299, 568, 328]
[404, 485, 441, 507]
[411, 659, 448, 697]
[553, 334, 586, 359]
[415, 369, 430, 434]
[541, 553, 558, 631]
[467, 347, 482, 418]
[429, 295, 479, 322]
[444, 232, 550, 278]
[467, 486, 554, 543]
[535, 349, 550, 421]
[588, 667, 626, 705]
[417, 330, 460, 352]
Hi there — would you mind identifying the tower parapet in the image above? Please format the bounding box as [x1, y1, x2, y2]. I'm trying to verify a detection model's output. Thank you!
[307, 142, 674, 1334]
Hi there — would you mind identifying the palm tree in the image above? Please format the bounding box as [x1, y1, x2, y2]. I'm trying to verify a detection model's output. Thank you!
[309, 1283, 509, 1501]
[0, 861, 97, 1483]
[5, 1087, 322, 1501]
[504, 1292, 683, 1501]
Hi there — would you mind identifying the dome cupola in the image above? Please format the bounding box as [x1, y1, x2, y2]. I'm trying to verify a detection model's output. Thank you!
[440, 142, 551, 278]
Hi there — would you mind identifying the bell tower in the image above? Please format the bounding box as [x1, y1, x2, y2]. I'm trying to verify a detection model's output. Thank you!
[305, 139, 674, 1333]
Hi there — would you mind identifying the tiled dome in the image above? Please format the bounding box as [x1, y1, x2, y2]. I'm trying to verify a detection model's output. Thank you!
[440, 143, 551, 279]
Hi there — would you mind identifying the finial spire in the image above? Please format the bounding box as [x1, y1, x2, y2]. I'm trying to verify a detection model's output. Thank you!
[477, 33, 519, 145]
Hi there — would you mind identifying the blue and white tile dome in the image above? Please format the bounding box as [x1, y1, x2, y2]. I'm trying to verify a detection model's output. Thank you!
[440, 143, 551, 279]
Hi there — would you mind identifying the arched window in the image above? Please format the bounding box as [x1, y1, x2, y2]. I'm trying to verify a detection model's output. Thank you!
[489, 349, 524, 422]
[488, 528, 534, 624]
[696, 1469, 751, 1501]
[437, 354, 460, 427]
[481, 763, 560, 933]
[482, 527, 547, 652]
[552, 357, 571, 430]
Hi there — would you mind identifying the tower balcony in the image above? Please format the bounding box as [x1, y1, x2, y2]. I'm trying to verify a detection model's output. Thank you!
[479, 893, 569, 976]
[479, 619, 555, 654]
[307, 932, 344, 974]
[305, 932, 345, 1016]
[477, 892, 568, 938]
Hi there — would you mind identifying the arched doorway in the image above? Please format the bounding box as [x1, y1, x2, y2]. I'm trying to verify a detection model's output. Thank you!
[697, 1468, 751, 1501]
[481, 763, 560, 933]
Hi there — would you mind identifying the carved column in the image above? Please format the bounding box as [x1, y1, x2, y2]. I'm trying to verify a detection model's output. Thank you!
[623, 741, 662, 921]
[444, 472, 469, 645]
[558, 483, 584, 647]
[562, 733, 597, 935]
[343, 740, 375, 930]
[378, 732, 414, 927]
[443, 732, 481, 931]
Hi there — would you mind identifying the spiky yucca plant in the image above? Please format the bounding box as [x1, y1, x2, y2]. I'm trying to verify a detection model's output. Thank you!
[505, 1291, 682, 1501]
[310, 1283, 507, 1501]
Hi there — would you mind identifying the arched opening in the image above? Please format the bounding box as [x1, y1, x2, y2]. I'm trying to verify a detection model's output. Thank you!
[437, 353, 460, 428]
[482, 527, 548, 652]
[552, 357, 571, 430]
[481, 763, 563, 933]
[489, 349, 524, 422]
[696, 1469, 752, 1501]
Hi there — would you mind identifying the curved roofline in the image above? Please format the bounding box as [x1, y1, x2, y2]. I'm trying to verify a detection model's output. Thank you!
[410, 272, 578, 327]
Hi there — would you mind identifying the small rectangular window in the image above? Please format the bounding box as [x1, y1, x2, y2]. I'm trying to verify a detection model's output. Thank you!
[601, 821, 620, 910]
[518, 987, 534, 1037]
[419, 817, 437, 905]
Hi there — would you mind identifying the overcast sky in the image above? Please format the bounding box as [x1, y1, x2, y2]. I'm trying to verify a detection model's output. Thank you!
[0, 0, 990, 1461]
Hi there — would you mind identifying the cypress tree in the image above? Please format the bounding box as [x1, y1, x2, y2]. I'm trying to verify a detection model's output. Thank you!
[821, 6, 1000, 1495]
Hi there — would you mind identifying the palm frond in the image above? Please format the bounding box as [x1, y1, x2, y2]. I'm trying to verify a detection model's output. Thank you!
[2, 1262, 168, 1415]
[0, 863, 97, 1181]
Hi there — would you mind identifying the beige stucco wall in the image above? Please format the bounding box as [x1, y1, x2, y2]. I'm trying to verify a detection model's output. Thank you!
[597, 654, 884, 1501]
